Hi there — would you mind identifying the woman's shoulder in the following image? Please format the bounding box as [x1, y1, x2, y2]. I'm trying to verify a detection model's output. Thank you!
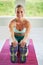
[10, 18, 17, 23]
[24, 18, 30, 24]
[23, 18, 31, 28]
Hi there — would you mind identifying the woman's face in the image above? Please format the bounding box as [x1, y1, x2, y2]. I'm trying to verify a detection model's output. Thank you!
[16, 7, 24, 20]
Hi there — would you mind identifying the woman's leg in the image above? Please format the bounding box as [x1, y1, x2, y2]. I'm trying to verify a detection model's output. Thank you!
[14, 35, 28, 63]
[19, 44, 27, 63]
[10, 42, 18, 63]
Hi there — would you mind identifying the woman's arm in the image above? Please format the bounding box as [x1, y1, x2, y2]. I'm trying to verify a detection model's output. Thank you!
[20, 20, 31, 44]
[23, 20, 31, 41]
[20, 20, 31, 47]
[9, 20, 16, 42]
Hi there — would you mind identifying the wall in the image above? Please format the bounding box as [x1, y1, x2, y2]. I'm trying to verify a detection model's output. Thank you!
[0, 16, 43, 27]
[0, 16, 43, 65]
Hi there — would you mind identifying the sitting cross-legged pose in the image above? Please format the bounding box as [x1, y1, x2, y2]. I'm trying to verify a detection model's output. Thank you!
[9, 4, 31, 63]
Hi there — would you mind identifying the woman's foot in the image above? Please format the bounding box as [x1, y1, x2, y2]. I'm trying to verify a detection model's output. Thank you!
[11, 52, 17, 63]
[25, 49, 29, 56]
[19, 46, 27, 63]
[10, 44, 18, 63]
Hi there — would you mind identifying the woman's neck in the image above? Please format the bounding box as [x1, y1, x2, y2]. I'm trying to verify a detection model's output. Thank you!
[16, 17, 24, 22]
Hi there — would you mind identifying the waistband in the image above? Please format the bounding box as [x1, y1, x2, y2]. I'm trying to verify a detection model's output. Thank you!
[14, 32, 25, 36]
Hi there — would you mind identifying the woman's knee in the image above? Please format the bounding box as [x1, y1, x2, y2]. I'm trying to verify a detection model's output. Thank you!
[10, 42, 18, 53]
[19, 45, 27, 54]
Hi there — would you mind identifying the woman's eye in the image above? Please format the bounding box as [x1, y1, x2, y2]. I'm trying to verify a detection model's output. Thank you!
[17, 11, 19, 13]
[21, 11, 23, 13]
[17, 11, 23, 14]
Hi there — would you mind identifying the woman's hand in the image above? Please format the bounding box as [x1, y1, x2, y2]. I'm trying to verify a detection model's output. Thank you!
[20, 39, 26, 47]
[13, 40, 18, 47]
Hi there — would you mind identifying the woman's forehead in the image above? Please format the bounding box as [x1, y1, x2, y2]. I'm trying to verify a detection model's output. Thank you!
[16, 7, 24, 11]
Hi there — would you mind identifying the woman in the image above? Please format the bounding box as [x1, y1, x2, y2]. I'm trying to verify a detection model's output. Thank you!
[9, 4, 31, 63]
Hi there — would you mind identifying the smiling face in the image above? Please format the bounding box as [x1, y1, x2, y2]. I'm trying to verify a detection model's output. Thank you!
[15, 6, 24, 20]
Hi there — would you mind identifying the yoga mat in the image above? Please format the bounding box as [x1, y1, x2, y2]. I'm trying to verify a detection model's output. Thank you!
[0, 39, 38, 65]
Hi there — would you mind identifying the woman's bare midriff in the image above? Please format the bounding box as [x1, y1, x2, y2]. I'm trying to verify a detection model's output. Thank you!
[14, 32, 25, 36]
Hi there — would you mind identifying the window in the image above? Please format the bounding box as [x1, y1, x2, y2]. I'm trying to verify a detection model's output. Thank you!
[0, 0, 15, 16]
[0, 0, 43, 16]
[25, 0, 43, 16]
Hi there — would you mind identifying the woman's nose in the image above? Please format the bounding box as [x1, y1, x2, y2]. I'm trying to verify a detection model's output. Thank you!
[19, 12, 21, 16]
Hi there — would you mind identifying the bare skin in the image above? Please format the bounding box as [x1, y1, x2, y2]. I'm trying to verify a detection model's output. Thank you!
[9, 7, 31, 47]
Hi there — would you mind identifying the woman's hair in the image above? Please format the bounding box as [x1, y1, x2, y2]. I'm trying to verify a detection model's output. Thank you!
[16, 4, 23, 8]
[15, 4, 24, 10]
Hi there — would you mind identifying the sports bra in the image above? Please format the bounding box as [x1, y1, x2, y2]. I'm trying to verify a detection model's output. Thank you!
[13, 27, 26, 34]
